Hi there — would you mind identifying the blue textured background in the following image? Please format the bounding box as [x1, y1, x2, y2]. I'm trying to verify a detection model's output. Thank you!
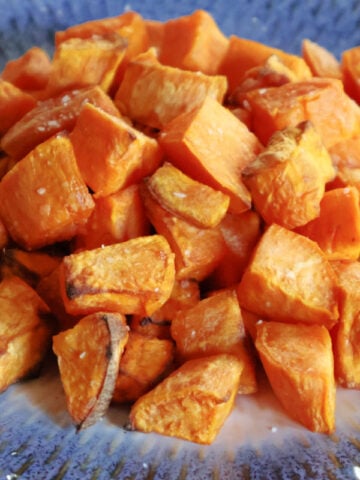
[0, 0, 360, 70]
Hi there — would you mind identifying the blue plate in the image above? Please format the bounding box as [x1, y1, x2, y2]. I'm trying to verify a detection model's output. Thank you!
[1, 1, 360, 479]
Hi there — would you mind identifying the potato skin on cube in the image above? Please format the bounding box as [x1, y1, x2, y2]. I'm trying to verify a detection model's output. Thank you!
[129, 354, 242, 444]
[60, 235, 175, 316]
[255, 321, 335, 434]
[0, 276, 53, 392]
[52, 311, 129, 429]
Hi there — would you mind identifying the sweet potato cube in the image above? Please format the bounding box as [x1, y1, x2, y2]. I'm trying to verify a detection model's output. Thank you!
[114, 49, 227, 129]
[45, 34, 127, 97]
[129, 354, 242, 444]
[302, 39, 342, 79]
[1, 46, 52, 91]
[60, 235, 175, 316]
[206, 210, 261, 290]
[70, 103, 163, 197]
[145, 162, 230, 228]
[342, 46, 360, 104]
[141, 185, 226, 281]
[1, 248, 62, 287]
[1, 85, 120, 160]
[219, 35, 312, 95]
[0, 276, 53, 392]
[0, 135, 95, 250]
[113, 331, 174, 403]
[55, 11, 150, 90]
[74, 184, 150, 251]
[130, 278, 200, 339]
[255, 321, 335, 434]
[328, 136, 360, 191]
[296, 187, 360, 260]
[243, 121, 335, 229]
[244, 78, 360, 149]
[0, 80, 36, 134]
[228, 54, 298, 105]
[237, 224, 339, 329]
[52, 311, 129, 429]
[331, 261, 360, 388]
[158, 10, 229, 75]
[171, 289, 257, 394]
[160, 95, 262, 213]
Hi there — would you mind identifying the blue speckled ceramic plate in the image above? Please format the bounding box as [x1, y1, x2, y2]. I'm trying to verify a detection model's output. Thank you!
[1, 1, 360, 478]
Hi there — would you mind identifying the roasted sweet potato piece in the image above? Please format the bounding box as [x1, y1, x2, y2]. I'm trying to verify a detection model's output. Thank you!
[302, 39, 342, 79]
[206, 210, 262, 290]
[130, 278, 200, 339]
[228, 54, 297, 105]
[237, 224, 339, 329]
[141, 185, 226, 281]
[53, 311, 129, 429]
[1, 248, 62, 287]
[145, 162, 230, 228]
[158, 10, 229, 75]
[0, 80, 36, 135]
[243, 121, 335, 229]
[244, 78, 360, 149]
[70, 103, 162, 197]
[342, 46, 360, 104]
[171, 288, 257, 394]
[60, 234, 175, 316]
[46, 34, 127, 97]
[159, 95, 262, 214]
[219, 35, 312, 95]
[74, 184, 150, 251]
[1, 46, 52, 91]
[328, 136, 360, 192]
[255, 321, 335, 434]
[0, 134, 95, 250]
[1, 85, 120, 160]
[296, 187, 360, 260]
[114, 48, 227, 129]
[55, 11, 150, 90]
[113, 331, 174, 403]
[331, 260, 360, 388]
[0, 275, 53, 392]
[0, 218, 9, 250]
[129, 354, 242, 444]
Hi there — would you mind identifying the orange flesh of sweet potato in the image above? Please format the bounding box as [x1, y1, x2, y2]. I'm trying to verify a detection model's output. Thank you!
[171, 288, 257, 394]
[159, 95, 262, 214]
[158, 10, 229, 75]
[145, 162, 230, 228]
[129, 354, 242, 444]
[60, 235, 175, 316]
[244, 78, 360, 149]
[52, 311, 129, 429]
[219, 35, 312, 95]
[331, 260, 360, 389]
[243, 121, 335, 229]
[70, 103, 162, 197]
[0, 80, 36, 134]
[46, 34, 127, 97]
[141, 184, 226, 281]
[0, 276, 53, 392]
[114, 49, 228, 129]
[237, 224, 339, 329]
[74, 184, 150, 251]
[342, 46, 360, 104]
[302, 39, 342, 79]
[1, 46, 52, 91]
[113, 331, 174, 403]
[1, 85, 120, 160]
[255, 321, 335, 434]
[296, 186, 360, 260]
[0, 135, 95, 250]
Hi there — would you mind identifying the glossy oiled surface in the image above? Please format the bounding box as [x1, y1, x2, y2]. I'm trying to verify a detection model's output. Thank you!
[1, 1, 360, 478]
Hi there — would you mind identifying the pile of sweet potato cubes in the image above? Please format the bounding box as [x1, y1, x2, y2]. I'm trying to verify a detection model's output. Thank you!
[0, 9, 360, 445]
